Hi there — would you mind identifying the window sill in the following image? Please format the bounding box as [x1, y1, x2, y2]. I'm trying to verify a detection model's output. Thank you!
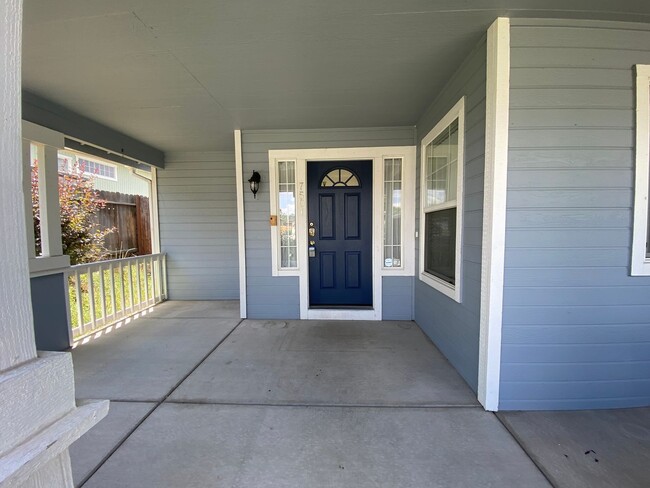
[631, 258, 650, 276]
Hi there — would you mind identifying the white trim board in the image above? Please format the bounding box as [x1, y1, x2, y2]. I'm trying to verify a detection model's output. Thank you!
[234, 130, 248, 318]
[268, 146, 416, 320]
[478, 17, 510, 412]
[632, 64, 650, 276]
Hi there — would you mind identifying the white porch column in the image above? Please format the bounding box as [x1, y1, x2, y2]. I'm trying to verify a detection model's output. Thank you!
[0, 1, 108, 487]
[35, 144, 64, 257]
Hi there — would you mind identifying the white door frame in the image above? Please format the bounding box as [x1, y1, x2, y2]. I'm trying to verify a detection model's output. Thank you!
[268, 146, 416, 321]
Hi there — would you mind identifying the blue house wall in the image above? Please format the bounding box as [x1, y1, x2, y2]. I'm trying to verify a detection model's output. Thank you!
[413, 37, 487, 392]
[500, 18, 650, 410]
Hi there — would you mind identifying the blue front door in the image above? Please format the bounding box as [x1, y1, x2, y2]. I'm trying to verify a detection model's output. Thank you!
[307, 160, 373, 306]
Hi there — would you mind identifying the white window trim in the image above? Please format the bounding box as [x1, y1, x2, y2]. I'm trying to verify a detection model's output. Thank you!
[269, 157, 300, 276]
[418, 97, 465, 303]
[381, 154, 413, 273]
[632, 64, 650, 276]
[268, 146, 416, 320]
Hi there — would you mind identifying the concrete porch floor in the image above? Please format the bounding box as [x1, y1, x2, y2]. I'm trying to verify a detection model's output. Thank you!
[69, 301, 649, 487]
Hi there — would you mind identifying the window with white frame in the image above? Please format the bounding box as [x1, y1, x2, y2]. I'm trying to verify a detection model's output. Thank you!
[419, 97, 465, 301]
[632, 65, 650, 275]
[383, 157, 403, 268]
[57, 152, 117, 181]
[278, 160, 298, 268]
[77, 157, 117, 180]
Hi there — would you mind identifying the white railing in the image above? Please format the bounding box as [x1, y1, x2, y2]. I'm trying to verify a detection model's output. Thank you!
[68, 253, 167, 339]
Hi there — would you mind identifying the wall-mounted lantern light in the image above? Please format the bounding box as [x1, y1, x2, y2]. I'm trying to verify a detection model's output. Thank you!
[248, 171, 261, 199]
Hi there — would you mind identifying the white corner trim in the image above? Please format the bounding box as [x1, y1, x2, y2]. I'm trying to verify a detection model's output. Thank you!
[149, 167, 161, 255]
[234, 130, 248, 318]
[478, 17, 510, 412]
[631, 64, 650, 276]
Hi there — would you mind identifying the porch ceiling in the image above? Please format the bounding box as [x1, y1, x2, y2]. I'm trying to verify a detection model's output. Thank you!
[22, 0, 650, 154]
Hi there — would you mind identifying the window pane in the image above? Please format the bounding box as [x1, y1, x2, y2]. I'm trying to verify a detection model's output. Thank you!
[320, 168, 360, 187]
[383, 158, 402, 267]
[424, 208, 456, 284]
[278, 161, 297, 268]
[425, 119, 459, 209]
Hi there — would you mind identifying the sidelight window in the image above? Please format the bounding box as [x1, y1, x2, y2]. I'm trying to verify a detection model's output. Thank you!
[383, 157, 403, 268]
[278, 160, 298, 269]
[632, 65, 650, 275]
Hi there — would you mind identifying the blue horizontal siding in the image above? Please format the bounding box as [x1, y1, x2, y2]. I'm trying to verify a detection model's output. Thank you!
[382, 277, 413, 320]
[158, 152, 239, 300]
[501, 19, 650, 410]
[413, 36, 487, 393]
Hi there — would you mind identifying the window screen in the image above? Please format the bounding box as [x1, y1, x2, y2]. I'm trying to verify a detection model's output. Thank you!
[424, 208, 456, 285]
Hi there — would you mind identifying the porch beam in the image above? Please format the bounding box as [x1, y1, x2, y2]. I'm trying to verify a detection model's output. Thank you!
[22, 91, 165, 169]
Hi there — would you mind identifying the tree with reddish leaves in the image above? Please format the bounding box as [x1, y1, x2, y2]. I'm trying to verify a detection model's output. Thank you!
[32, 162, 113, 265]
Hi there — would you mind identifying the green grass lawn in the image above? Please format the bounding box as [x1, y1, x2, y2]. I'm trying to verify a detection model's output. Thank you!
[69, 262, 156, 338]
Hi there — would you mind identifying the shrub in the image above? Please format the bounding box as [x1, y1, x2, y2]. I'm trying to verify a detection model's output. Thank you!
[32, 162, 114, 265]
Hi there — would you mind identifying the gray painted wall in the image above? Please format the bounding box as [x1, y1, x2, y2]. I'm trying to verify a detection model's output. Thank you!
[157, 151, 239, 300]
[31, 273, 70, 351]
[242, 128, 416, 319]
[383, 276, 414, 320]
[414, 37, 487, 392]
[501, 19, 650, 410]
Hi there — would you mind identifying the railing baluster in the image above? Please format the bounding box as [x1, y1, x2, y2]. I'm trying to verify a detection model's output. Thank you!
[108, 262, 116, 322]
[119, 261, 126, 319]
[152, 255, 159, 303]
[128, 261, 135, 314]
[135, 257, 142, 311]
[162, 254, 168, 299]
[74, 269, 83, 336]
[98, 264, 107, 326]
[87, 268, 97, 334]
[144, 256, 151, 305]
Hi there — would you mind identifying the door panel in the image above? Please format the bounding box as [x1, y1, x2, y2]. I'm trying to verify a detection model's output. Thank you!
[319, 195, 335, 239]
[344, 193, 361, 239]
[308, 160, 372, 306]
[345, 251, 361, 288]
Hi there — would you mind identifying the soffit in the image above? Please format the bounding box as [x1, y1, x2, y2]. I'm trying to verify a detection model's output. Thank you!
[22, 0, 650, 153]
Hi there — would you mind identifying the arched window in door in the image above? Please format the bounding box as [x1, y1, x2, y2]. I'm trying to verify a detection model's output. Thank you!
[320, 167, 360, 188]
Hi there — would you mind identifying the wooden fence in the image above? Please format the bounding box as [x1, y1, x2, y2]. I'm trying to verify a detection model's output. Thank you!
[96, 191, 151, 256]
